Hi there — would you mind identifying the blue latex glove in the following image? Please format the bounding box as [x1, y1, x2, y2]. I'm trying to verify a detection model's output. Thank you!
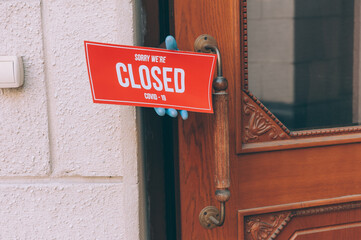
[154, 36, 188, 120]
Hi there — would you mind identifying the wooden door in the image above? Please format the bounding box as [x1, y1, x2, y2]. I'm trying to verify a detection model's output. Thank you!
[174, 0, 361, 239]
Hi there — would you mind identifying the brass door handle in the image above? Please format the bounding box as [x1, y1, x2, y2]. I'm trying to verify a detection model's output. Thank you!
[194, 34, 230, 229]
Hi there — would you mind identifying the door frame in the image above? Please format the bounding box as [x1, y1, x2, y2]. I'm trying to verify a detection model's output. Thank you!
[141, 0, 180, 239]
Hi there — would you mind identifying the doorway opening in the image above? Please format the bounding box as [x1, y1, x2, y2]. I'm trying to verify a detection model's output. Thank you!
[141, 0, 179, 239]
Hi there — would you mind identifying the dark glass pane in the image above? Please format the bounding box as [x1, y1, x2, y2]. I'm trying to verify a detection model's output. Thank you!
[248, 0, 356, 131]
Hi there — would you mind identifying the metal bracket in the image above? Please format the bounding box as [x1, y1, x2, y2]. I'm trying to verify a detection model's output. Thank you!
[199, 206, 221, 229]
[194, 34, 218, 53]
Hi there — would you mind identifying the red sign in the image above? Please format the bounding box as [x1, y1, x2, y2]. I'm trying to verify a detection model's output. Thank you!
[85, 41, 217, 113]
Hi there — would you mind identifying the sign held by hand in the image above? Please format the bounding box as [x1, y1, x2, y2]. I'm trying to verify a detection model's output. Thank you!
[85, 41, 217, 113]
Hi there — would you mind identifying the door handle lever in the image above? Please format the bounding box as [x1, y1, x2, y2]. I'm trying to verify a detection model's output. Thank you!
[194, 34, 230, 229]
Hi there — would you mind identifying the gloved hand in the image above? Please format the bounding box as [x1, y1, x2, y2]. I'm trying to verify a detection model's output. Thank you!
[154, 36, 188, 120]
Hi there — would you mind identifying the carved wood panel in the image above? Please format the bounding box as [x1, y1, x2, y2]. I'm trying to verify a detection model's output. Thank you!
[242, 91, 290, 144]
[245, 212, 292, 240]
[242, 201, 361, 240]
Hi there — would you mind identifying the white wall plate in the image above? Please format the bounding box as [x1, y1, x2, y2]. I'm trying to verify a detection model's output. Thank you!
[0, 56, 24, 88]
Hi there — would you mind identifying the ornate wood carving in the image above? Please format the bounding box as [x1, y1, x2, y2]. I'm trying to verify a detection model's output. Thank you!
[241, 0, 249, 90]
[268, 214, 293, 240]
[244, 201, 361, 240]
[290, 127, 361, 138]
[243, 91, 290, 143]
[293, 202, 361, 217]
[241, 86, 361, 145]
[245, 212, 292, 240]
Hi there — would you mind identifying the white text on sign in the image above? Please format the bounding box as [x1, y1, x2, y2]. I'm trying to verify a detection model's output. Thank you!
[144, 93, 167, 101]
[134, 54, 167, 63]
[115, 63, 185, 93]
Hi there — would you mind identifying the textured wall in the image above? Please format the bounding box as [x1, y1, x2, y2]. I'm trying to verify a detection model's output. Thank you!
[0, 0, 50, 176]
[0, 0, 142, 239]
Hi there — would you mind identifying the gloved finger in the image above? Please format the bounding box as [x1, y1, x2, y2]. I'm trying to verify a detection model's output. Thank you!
[165, 108, 178, 118]
[179, 110, 188, 120]
[154, 107, 166, 116]
[154, 36, 185, 120]
[165, 35, 178, 50]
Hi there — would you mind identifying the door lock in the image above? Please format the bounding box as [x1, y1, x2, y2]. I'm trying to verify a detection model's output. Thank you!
[194, 34, 230, 229]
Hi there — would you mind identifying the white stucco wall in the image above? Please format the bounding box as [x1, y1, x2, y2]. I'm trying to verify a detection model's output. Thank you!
[0, 0, 143, 239]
